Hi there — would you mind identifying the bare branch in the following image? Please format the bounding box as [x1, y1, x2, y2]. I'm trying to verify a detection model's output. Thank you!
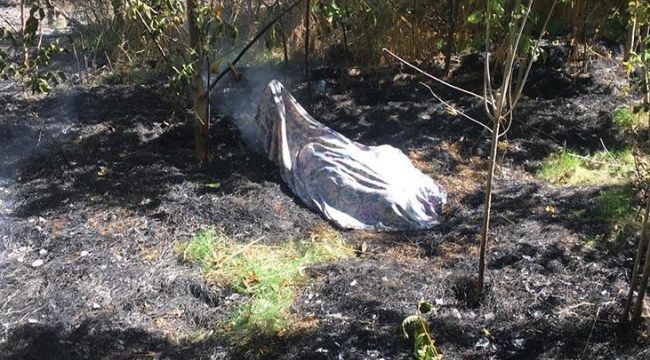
[484, 0, 494, 114]
[504, 0, 559, 118]
[419, 82, 493, 133]
[498, 108, 514, 137]
[382, 48, 493, 106]
[498, 0, 533, 113]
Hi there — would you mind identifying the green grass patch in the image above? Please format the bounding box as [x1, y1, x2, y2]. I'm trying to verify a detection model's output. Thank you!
[179, 226, 353, 340]
[594, 187, 636, 221]
[613, 107, 647, 132]
[577, 186, 639, 248]
[537, 148, 634, 186]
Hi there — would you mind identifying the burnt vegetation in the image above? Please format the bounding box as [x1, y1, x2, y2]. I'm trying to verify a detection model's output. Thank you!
[1, 0, 650, 359]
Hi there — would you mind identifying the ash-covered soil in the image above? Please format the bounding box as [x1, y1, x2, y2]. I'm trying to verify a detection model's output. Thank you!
[1, 45, 649, 359]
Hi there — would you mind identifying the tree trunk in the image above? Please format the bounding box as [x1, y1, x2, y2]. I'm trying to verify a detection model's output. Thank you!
[624, 1, 638, 61]
[187, 0, 209, 163]
[631, 25, 650, 328]
[411, 0, 417, 59]
[279, 21, 289, 64]
[21, 0, 28, 69]
[444, 0, 457, 77]
[632, 202, 650, 327]
[191, 73, 209, 163]
[304, 0, 310, 92]
[643, 25, 650, 140]
[569, 0, 586, 62]
[342, 22, 349, 61]
[622, 194, 650, 323]
[477, 115, 501, 295]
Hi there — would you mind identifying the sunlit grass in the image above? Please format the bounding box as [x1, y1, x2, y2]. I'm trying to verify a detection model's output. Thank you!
[179, 226, 353, 340]
[537, 148, 634, 186]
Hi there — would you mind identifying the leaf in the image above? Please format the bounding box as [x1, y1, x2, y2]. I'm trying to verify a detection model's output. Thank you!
[414, 328, 435, 360]
[97, 166, 111, 177]
[467, 12, 482, 25]
[545, 205, 556, 215]
[482, 327, 491, 337]
[445, 106, 459, 116]
[401, 314, 420, 339]
[206, 182, 221, 189]
[209, 62, 220, 74]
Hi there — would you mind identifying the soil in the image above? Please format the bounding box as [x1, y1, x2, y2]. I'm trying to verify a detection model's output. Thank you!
[1, 4, 649, 358]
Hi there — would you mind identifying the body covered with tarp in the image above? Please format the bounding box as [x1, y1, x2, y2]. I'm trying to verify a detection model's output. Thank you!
[251, 80, 446, 231]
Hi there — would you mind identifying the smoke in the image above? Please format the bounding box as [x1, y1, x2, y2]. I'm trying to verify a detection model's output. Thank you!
[210, 65, 292, 154]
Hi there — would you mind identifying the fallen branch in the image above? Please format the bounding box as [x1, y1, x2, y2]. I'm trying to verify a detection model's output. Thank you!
[566, 153, 627, 168]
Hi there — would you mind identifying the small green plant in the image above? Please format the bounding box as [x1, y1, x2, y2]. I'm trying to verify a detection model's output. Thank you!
[577, 187, 639, 248]
[0, 1, 67, 93]
[179, 226, 353, 341]
[595, 187, 636, 221]
[181, 227, 218, 265]
[401, 300, 442, 360]
[613, 107, 647, 132]
[537, 148, 634, 185]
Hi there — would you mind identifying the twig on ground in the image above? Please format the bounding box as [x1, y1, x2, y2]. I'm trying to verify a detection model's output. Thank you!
[556, 301, 595, 317]
[581, 306, 601, 359]
[599, 138, 614, 160]
[498, 214, 515, 226]
[566, 153, 626, 167]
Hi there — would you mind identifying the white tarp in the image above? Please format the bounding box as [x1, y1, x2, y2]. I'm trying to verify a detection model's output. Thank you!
[252, 80, 446, 231]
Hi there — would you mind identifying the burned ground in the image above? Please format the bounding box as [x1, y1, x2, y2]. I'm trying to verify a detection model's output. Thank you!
[1, 49, 649, 360]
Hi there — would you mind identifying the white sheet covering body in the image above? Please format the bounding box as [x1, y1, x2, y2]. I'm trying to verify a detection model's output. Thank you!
[253, 80, 446, 231]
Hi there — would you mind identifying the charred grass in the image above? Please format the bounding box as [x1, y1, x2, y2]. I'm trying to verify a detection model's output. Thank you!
[1, 53, 649, 359]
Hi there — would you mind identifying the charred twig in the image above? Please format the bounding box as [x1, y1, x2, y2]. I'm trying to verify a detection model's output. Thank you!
[581, 307, 601, 359]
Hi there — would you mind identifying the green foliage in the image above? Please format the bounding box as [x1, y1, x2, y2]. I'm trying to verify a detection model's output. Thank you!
[68, 0, 238, 93]
[579, 187, 638, 248]
[181, 227, 218, 265]
[402, 300, 442, 360]
[537, 148, 634, 186]
[0, 1, 67, 93]
[179, 227, 352, 340]
[613, 107, 647, 131]
[595, 187, 636, 222]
